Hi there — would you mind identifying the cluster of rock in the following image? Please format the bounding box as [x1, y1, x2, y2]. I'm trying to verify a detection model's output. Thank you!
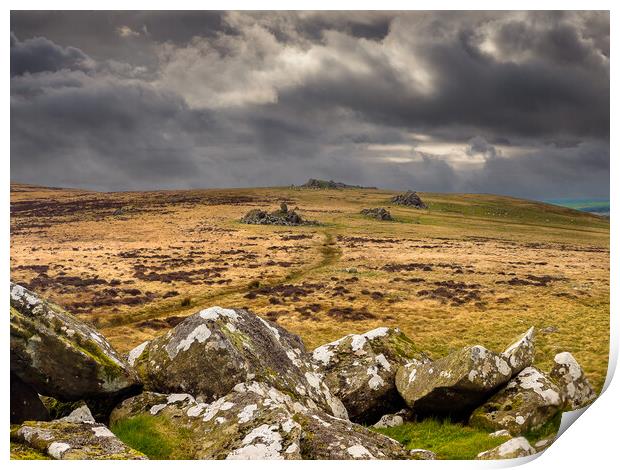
[240, 203, 316, 226]
[298, 179, 377, 190]
[391, 190, 427, 209]
[10, 282, 597, 460]
[360, 208, 393, 221]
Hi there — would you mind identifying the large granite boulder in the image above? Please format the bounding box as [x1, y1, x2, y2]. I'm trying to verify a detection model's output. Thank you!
[476, 437, 536, 460]
[10, 283, 141, 401]
[129, 306, 347, 419]
[11, 372, 48, 424]
[311, 327, 429, 423]
[501, 327, 535, 376]
[11, 419, 145, 459]
[549, 352, 597, 410]
[395, 345, 512, 417]
[469, 367, 563, 435]
[110, 382, 410, 460]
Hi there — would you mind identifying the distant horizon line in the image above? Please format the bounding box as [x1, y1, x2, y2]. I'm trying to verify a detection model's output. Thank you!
[9, 180, 610, 204]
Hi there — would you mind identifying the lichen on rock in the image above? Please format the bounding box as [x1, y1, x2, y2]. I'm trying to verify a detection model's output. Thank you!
[130, 306, 347, 419]
[11, 419, 146, 460]
[10, 282, 141, 402]
[395, 345, 512, 418]
[469, 367, 563, 435]
[110, 382, 408, 460]
[501, 327, 535, 376]
[549, 352, 597, 410]
[312, 327, 429, 423]
[476, 437, 536, 460]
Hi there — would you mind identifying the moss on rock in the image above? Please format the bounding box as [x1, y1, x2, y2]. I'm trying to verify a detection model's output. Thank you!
[10, 282, 141, 402]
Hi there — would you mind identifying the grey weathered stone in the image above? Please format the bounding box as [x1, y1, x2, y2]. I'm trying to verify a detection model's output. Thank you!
[501, 327, 535, 376]
[240, 208, 316, 226]
[549, 352, 597, 410]
[476, 437, 536, 460]
[533, 436, 555, 452]
[372, 409, 413, 429]
[409, 449, 437, 460]
[395, 345, 512, 417]
[312, 327, 429, 423]
[130, 306, 347, 419]
[11, 420, 146, 459]
[360, 208, 393, 221]
[469, 367, 563, 435]
[110, 383, 409, 460]
[60, 405, 95, 424]
[10, 283, 141, 402]
[391, 191, 427, 209]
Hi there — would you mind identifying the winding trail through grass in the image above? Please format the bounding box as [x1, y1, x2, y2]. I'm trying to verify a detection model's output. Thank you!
[103, 230, 342, 328]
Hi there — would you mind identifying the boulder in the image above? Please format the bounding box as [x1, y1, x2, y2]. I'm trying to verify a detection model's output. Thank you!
[311, 327, 429, 423]
[395, 345, 512, 417]
[410, 449, 437, 460]
[533, 436, 555, 452]
[240, 208, 316, 226]
[469, 367, 563, 435]
[360, 208, 393, 221]
[501, 327, 535, 375]
[110, 382, 409, 460]
[11, 372, 48, 424]
[476, 437, 536, 460]
[549, 352, 597, 410]
[129, 306, 347, 419]
[60, 405, 95, 424]
[10, 283, 141, 402]
[372, 409, 413, 429]
[11, 419, 146, 459]
[391, 191, 427, 209]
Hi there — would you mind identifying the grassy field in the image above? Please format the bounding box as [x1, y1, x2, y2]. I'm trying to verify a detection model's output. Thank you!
[10, 183, 610, 391]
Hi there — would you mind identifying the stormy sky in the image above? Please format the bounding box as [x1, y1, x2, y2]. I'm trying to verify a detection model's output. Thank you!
[10, 11, 610, 199]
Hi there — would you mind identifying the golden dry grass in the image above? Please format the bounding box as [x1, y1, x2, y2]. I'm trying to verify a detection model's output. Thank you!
[10, 183, 609, 391]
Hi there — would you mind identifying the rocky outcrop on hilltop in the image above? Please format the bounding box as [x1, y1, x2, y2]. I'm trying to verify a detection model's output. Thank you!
[10, 282, 598, 460]
[391, 191, 427, 208]
[298, 179, 377, 190]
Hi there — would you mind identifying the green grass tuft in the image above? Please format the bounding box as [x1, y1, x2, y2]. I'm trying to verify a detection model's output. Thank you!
[110, 414, 192, 460]
[373, 418, 510, 460]
[523, 411, 562, 443]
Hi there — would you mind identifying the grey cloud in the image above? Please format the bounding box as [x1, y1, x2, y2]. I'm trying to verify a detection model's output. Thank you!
[10, 32, 93, 76]
[466, 136, 498, 159]
[9, 11, 609, 199]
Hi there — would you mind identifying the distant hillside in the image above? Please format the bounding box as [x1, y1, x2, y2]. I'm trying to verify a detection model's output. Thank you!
[545, 198, 610, 217]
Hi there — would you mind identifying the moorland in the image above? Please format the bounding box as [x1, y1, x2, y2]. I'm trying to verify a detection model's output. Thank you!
[10, 181, 610, 393]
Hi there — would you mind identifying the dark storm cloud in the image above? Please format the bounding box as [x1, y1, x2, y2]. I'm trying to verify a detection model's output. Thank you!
[10, 11, 609, 198]
[10, 32, 93, 76]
